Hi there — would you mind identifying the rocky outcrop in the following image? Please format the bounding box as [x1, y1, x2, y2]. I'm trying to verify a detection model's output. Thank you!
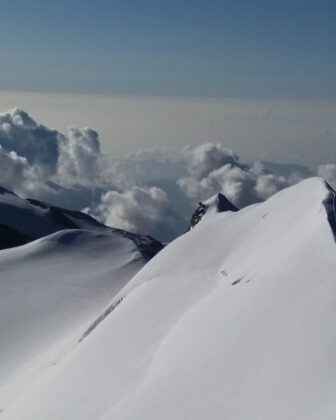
[188, 193, 238, 230]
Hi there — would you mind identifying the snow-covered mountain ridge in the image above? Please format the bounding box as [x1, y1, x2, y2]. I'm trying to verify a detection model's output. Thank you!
[1, 177, 336, 420]
[0, 185, 163, 258]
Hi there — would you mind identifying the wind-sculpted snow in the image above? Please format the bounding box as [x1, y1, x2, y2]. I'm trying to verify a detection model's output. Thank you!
[1, 177, 336, 420]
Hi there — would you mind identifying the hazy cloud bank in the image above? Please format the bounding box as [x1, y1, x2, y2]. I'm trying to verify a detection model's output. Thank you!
[178, 143, 293, 207]
[0, 108, 335, 241]
[88, 186, 180, 239]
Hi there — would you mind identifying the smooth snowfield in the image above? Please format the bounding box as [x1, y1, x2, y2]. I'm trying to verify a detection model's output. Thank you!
[0, 229, 146, 409]
[2, 177, 336, 419]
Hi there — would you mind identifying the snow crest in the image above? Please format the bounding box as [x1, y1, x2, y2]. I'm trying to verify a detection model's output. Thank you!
[1, 177, 336, 420]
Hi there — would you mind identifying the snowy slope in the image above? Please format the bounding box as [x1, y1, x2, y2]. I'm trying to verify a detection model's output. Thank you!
[0, 229, 149, 409]
[0, 186, 101, 246]
[0, 186, 163, 259]
[2, 177, 336, 420]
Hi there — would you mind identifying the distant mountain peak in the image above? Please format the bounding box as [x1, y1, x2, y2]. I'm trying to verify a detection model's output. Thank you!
[188, 193, 238, 230]
[208, 192, 239, 213]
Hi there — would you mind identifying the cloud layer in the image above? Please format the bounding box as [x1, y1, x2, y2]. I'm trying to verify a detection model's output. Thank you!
[0, 108, 182, 240]
[0, 108, 103, 190]
[89, 186, 181, 239]
[0, 108, 60, 178]
[0, 145, 47, 197]
[0, 108, 335, 241]
[57, 127, 102, 186]
[178, 143, 292, 207]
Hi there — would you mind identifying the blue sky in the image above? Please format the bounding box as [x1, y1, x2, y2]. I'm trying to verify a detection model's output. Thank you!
[1, 0, 335, 98]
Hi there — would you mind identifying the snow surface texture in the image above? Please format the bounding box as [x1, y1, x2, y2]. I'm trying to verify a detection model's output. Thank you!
[1, 177, 336, 420]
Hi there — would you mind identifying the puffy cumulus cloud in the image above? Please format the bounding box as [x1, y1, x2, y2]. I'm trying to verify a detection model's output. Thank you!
[181, 143, 246, 179]
[178, 143, 292, 207]
[57, 127, 102, 186]
[254, 173, 290, 201]
[317, 163, 336, 188]
[1, 108, 335, 242]
[0, 145, 49, 197]
[88, 186, 182, 240]
[0, 108, 61, 178]
[0, 108, 105, 191]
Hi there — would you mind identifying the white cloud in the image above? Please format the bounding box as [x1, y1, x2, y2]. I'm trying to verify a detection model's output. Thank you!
[88, 186, 179, 238]
[0, 107, 334, 242]
[181, 143, 245, 179]
[254, 173, 289, 201]
[178, 143, 292, 207]
[0, 145, 49, 197]
[0, 108, 104, 189]
[0, 109, 185, 241]
[0, 108, 60, 178]
[57, 127, 102, 186]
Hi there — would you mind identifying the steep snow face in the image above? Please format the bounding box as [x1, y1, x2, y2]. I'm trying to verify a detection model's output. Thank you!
[0, 229, 146, 406]
[2, 177, 336, 420]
